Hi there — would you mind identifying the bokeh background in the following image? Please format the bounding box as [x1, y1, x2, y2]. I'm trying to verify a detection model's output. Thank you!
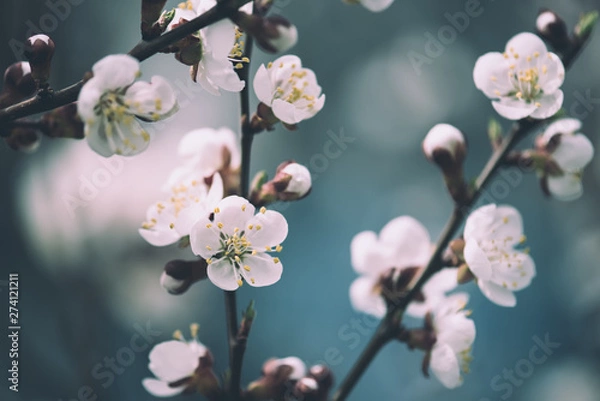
[1, 0, 600, 400]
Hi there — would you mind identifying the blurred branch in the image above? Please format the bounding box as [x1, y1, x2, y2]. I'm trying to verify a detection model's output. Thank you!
[0, 0, 252, 134]
[332, 20, 594, 401]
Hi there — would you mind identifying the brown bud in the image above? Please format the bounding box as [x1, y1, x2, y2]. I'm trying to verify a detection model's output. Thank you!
[457, 263, 475, 285]
[142, 0, 168, 39]
[1, 62, 36, 107]
[161, 259, 208, 295]
[536, 9, 571, 53]
[41, 103, 84, 139]
[24, 35, 55, 87]
[233, 12, 298, 54]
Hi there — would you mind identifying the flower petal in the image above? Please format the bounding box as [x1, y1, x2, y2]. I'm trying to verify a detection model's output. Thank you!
[148, 340, 201, 382]
[529, 90, 564, 119]
[199, 52, 245, 94]
[207, 258, 239, 290]
[492, 98, 537, 120]
[464, 204, 496, 241]
[239, 252, 283, 287]
[350, 231, 392, 275]
[84, 117, 117, 157]
[379, 216, 431, 268]
[505, 32, 547, 58]
[541, 118, 582, 144]
[547, 174, 584, 201]
[349, 276, 385, 318]
[253, 64, 275, 105]
[92, 54, 140, 91]
[124, 76, 178, 121]
[246, 210, 288, 249]
[430, 343, 462, 389]
[538, 52, 565, 94]
[552, 133, 594, 171]
[477, 280, 517, 307]
[203, 19, 236, 60]
[473, 52, 512, 98]
[213, 196, 255, 235]
[464, 240, 492, 280]
[360, 0, 395, 12]
[190, 218, 223, 259]
[142, 378, 186, 397]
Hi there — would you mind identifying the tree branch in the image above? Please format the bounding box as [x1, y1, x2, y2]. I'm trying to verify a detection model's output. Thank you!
[0, 0, 250, 133]
[331, 29, 592, 401]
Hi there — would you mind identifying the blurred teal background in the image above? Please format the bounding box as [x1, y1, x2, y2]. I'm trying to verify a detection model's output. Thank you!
[1, 0, 600, 400]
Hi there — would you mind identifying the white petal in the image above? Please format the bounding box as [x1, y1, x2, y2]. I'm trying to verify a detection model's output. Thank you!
[199, 52, 245, 93]
[430, 344, 462, 389]
[139, 227, 181, 247]
[124, 76, 178, 121]
[84, 118, 116, 157]
[492, 98, 537, 120]
[276, 357, 306, 380]
[490, 252, 536, 291]
[108, 118, 151, 157]
[166, 8, 198, 31]
[541, 118, 582, 144]
[424, 267, 459, 295]
[487, 205, 523, 245]
[213, 196, 255, 235]
[435, 314, 476, 353]
[253, 64, 274, 105]
[190, 218, 222, 259]
[205, 172, 225, 208]
[552, 133, 594, 171]
[246, 210, 288, 249]
[464, 204, 496, 241]
[379, 216, 431, 268]
[92, 54, 140, 91]
[505, 32, 547, 57]
[175, 204, 210, 238]
[239, 252, 283, 287]
[272, 98, 300, 124]
[538, 53, 565, 94]
[529, 90, 564, 119]
[477, 280, 517, 307]
[203, 19, 236, 60]
[473, 52, 512, 98]
[464, 240, 492, 280]
[360, 0, 395, 12]
[77, 81, 103, 121]
[178, 128, 239, 175]
[547, 174, 584, 201]
[351, 231, 393, 275]
[148, 340, 200, 382]
[142, 378, 186, 397]
[207, 258, 239, 290]
[349, 276, 386, 318]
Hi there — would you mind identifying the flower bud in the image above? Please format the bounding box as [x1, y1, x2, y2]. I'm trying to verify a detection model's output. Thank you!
[161, 259, 208, 295]
[536, 9, 570, 52]
[294, 377, 319, 400]
[275, 161, 312, 200]
[308, 365, 334, 400]
[1, 62, 36, 107]
[423, 124, 469, 205]
[141, 0, 168, 39]
[24, 34, 55, 87]
[233, 13, 298, 54]
[246, 357, 306, 400]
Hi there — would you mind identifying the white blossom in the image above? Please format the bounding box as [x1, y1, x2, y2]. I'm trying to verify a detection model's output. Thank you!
[77, 54, 178, 157]
[429, 293, 476, 389]
[142, 326, 208, 397]
[539, 118, 594, 201]
[167, 0, 248, 95]
[253, 55, 325, 124]
[406, 268, 458, 318]
[162, 127, 241, 191]
[464, 204, 536, 307]
[349, 216, 433, 318]
[473, 32, 565, 120]
[139, 173, 224, 247]
[189, 196, 288, 290]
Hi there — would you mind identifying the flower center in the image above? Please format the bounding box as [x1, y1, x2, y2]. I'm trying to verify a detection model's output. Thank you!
[95, 91, 132, 123]
[219, 229, 253, 263]
[501, 48, 551, 104]
[268, 62, 317, 108]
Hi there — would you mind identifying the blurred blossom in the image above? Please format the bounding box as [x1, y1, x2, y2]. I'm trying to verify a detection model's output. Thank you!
[77, 54, 178, 157]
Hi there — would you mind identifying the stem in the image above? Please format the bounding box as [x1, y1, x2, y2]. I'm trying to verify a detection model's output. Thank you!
[0, 0, 251, 132]
[224, 24, 256, 401]
[332, 29, 593, 399]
